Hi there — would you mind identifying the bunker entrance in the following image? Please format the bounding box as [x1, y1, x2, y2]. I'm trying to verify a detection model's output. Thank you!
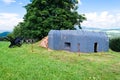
[94, 42, 98, 52]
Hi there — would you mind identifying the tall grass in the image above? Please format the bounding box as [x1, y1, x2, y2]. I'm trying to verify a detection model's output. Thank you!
[0, 41, 120, 80]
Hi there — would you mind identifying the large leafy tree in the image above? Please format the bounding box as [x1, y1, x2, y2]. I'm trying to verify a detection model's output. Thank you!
[13, 0, 86, 39]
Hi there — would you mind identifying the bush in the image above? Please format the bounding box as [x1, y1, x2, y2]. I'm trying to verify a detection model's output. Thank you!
[109, 37, 120, 52]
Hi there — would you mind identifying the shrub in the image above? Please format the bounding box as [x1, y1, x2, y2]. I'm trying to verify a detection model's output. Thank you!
[109, 37, 120, 52]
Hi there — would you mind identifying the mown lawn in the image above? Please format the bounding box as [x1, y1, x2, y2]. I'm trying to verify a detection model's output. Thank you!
[0, 41, 120, 80]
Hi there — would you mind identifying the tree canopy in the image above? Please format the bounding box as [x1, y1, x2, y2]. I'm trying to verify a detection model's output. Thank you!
[12, 0, 86, 40]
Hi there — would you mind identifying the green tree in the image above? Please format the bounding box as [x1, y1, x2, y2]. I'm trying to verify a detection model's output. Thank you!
[12, 22, 23, 38]
[13, 0, 86, 40]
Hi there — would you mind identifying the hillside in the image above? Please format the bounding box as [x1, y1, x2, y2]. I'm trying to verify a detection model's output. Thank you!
[0, 42, 120, 80]
[0, 32, 10, 37]
[80, 27, 120, 38]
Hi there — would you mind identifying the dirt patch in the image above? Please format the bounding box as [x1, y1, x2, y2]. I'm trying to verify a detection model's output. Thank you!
[39, 36, 48, 48]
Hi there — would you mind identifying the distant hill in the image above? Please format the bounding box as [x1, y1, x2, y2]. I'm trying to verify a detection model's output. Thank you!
[0, 32, 10, 37]
[76, 26, 120, 38]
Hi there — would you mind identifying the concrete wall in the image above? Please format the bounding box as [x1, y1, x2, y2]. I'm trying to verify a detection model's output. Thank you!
[48, 30, 109, 53]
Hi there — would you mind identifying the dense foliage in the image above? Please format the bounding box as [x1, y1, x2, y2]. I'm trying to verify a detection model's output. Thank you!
[12, 0, 86, 40]
[109, 37, 120, 52]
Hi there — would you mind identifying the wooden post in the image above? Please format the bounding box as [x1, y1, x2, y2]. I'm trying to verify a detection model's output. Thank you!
[31, 43, 34, 52]
[31, 39, 34, 52]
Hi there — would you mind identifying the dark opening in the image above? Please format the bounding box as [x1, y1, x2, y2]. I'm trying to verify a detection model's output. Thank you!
[78, 43, 80, 52]
[94, 42, 98, 52]
[64, 42, 71, 50]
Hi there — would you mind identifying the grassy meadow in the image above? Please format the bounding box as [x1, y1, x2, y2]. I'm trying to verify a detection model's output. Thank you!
[0, 41, 120, 80]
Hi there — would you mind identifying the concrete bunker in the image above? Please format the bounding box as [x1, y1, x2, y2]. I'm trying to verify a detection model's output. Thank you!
[48, 30, 109, 53]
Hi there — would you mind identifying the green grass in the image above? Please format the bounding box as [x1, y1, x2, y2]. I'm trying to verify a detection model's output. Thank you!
[0, 41, 120, 80]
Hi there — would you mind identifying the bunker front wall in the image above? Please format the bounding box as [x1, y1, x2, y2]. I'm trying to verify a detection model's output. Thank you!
[48, 30, 109, 53]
